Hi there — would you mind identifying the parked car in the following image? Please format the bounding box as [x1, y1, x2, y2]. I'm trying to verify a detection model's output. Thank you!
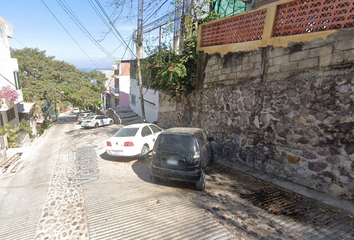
[149, 128, 214, 191]
[106, 123, 164, 159]
[78, 112, 96, 123]
[72, 107, 80, 114]
[81, 115, 114, 128]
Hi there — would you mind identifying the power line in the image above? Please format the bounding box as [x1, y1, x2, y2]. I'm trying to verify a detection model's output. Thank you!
[93, 0, 136, 58]
[40, 0, 99, 68]
[56, 0, 117, 63]
[87, 0, 136, 59]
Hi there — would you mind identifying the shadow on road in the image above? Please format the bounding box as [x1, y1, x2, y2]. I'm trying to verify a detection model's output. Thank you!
[99, 151, 137, 162]
[131, 159, 196, 190]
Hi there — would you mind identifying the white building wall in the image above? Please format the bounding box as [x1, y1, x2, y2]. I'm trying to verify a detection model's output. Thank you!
[119, 75, 130, 94]
[130, 78, 159, 123]
[0, 17, 23, 127]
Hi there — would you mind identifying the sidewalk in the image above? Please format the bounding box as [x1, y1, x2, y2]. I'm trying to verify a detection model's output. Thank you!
[217, 157, 354, 216]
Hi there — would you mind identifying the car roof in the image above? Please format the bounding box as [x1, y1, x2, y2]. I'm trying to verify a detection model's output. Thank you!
[160, 127, 204, 136]
[122, 123, 155, 128]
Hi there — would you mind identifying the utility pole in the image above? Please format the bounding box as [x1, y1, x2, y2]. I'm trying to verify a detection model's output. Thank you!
[136, 0, 146, 122]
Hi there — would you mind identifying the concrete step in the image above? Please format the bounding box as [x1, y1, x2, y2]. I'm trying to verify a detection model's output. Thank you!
[111, 107, 133, 114]
[121, 115, 143, 125]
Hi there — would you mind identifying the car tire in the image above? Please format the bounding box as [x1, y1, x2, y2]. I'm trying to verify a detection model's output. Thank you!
[139, 145, 149, 160]
[109, 120, 113, 125]
[150, 174, 159, 183]
[94, 123, 99, 128]
[195, 169, 205, 191]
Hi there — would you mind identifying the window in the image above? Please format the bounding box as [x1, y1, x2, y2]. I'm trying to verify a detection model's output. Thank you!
[150, 125, 162, 133]
[6, 107, 15, 122]
[130, 62, 137, 80]
[0, 114, 3, 126]
[141, 126, 152, 137]
[13, 71, 21, 90]
[131, 95, 136, 106]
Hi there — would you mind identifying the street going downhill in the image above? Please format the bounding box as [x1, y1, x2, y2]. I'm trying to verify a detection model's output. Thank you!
[1, 112, 353, 239]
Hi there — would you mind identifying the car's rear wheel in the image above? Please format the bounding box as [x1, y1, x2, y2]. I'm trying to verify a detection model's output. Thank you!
[109, 120, 113, 125]
[139, 145, 149, 160]
[195, 169, 205, 191]
[94, 123, 99, 128]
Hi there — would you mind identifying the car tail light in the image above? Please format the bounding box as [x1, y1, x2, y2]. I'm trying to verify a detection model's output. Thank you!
[124, 141, 134, 147]
[107, 141, 112, 147]
[87, 121, 92, 123]
[193, 152, 200, 166]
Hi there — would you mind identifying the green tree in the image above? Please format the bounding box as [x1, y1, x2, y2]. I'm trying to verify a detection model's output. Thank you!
[11, 48, 106, 112]
[0, 124, 20, 148]
[20, 118, 33, 137]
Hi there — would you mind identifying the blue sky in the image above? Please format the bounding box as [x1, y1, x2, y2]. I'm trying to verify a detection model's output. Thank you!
[0, 0, 169, 70]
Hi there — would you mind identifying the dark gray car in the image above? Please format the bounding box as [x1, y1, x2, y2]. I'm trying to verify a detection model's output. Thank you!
[149, 127, 214, 191]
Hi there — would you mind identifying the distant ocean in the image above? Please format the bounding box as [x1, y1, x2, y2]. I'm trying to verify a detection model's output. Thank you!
[79, 68, 110, 72]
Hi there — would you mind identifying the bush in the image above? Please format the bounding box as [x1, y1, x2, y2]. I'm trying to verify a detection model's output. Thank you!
[20, 118, 33, 137]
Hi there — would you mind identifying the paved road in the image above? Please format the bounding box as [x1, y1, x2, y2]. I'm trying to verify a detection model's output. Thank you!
[0, 113, 235, 239]
[1, 112, 354, 239]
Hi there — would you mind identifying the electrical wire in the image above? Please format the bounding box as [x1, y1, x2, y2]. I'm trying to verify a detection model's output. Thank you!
[57, 0, 117, 63]
[40, 0, 100, 68]
[93, 0, 136, 57]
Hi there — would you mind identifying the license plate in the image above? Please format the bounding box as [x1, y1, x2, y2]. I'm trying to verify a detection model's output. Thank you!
[113, 150, 123, 153]
[167, 159, 178, 166]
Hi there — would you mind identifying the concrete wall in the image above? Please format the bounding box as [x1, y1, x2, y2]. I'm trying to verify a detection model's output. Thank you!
[130, 79, 159, 123]
[158, 28, 354, 202]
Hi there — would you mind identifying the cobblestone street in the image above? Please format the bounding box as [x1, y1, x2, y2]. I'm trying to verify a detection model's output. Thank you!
[1, 114, 354, 239]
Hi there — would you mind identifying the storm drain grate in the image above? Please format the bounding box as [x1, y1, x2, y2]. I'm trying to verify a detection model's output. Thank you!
[240, 188, 354, 239]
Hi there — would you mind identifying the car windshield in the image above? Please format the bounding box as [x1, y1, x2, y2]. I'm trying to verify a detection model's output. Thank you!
[86, 116, 95, 120]
[114, 128, 139, 137]
[156, 134, 198, 153]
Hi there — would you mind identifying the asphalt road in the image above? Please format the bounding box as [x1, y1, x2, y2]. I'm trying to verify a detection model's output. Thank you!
[0, 112, 353, 239]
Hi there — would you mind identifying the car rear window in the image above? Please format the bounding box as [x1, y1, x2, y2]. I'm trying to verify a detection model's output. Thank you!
[156, 134, 199, 153]
[114, 128, 139, 137]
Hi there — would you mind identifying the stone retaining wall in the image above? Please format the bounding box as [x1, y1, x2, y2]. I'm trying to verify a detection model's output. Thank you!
[158, 29, 354, 202]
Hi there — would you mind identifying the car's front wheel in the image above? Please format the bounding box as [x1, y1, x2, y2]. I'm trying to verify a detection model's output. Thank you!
[109, 120, 113, 125]
[139, 145, 149, 160]
[195, 169, 205, 191]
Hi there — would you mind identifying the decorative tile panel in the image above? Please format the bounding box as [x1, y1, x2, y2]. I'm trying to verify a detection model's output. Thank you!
[201, 10, 267, 47]
[273, 0, 354, 36]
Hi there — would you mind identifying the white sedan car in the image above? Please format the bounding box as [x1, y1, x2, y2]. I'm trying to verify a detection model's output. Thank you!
[81, 115, 114, 128]
[106, 123, 163, 159]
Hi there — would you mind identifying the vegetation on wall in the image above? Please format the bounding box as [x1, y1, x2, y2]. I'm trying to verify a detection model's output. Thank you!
[141, 44, 195, 101]
[139, 1, 221, 102]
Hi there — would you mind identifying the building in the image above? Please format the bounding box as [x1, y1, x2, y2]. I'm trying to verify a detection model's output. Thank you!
[101, 60, 132, 110]
[129, 61, 159, 123]
[0, 17, 34, 163]
[101, 65, 119, 109]
[0, 17, 25, 127]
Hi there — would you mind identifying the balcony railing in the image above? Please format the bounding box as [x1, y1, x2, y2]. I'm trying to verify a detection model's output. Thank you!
[197, 0, 354, 54]
[110, 88, 119, 94]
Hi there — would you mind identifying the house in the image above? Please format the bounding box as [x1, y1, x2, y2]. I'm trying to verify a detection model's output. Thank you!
[101, 65, 119, 109]
[0, 17, 34, 163]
